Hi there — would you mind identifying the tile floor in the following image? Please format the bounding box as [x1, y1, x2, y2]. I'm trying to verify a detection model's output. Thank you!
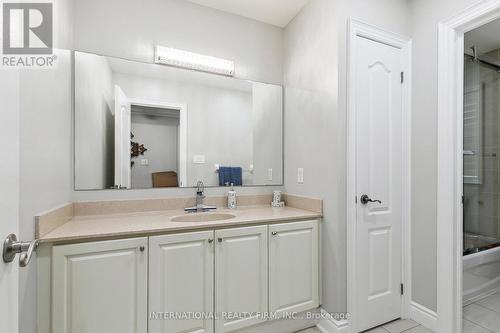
[296, 291, 500, 333]
[297, 319, 432, 333]
[464, 291, 500, 332]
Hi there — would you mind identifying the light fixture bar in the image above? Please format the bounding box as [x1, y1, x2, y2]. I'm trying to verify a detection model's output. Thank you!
[155, 45, 235, 76]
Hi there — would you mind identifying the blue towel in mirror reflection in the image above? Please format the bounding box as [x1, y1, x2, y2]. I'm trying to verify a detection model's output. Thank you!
[218, 167, 242, 186]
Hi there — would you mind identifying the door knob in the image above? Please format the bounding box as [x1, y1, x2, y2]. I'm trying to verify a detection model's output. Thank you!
[360, 194, 381, 205]
[3, 234, 38, 267]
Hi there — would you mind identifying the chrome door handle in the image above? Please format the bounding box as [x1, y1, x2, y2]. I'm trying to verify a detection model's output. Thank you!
[3, 234, 39, 267]
[360, 194, 381, 205]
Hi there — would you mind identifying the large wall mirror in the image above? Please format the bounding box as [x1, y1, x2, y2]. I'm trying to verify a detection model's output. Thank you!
[74, 51, 283, 190]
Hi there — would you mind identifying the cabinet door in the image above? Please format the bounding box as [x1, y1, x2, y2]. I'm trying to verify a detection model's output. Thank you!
[269, 220, 319, 314]
[215, 226, 268, 332]
[52, 237, 148, 333]
[149, 231, 214, 333]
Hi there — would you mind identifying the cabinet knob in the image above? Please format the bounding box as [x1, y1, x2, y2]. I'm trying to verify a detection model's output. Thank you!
[208, 239, 214, 243]
[139, 246, 145, 252]
[218, 237, 223, 243]
[271, 232, 278, 236]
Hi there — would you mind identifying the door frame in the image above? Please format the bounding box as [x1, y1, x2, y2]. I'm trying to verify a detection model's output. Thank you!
[437, 1, 500, 332]
[346, 18, 412, 332]
[128, 98, 188, 187]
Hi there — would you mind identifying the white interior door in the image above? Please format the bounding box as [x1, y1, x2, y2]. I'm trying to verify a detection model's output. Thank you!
[355, 36, 403, 332]
[114, 85, 131, 188]
[0, 70, 20, 332]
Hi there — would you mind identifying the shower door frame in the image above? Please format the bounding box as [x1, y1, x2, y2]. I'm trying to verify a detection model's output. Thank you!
[437, 1, 500, 332]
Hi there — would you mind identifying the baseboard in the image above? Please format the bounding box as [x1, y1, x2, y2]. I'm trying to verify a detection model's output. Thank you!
[237, 308, 318, 333]
[464, 285, 500, 306]
[409, 301, 437, 331]
[316, 309, 350, 333]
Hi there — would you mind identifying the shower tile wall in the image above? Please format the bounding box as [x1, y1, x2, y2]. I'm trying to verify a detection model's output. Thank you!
[464, 55, 500, 242]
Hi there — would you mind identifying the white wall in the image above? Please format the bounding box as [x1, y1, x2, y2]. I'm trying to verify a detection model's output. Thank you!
[74, 52, 114, 190]
[408, 0, 483, 312]
[283, 0, 409, 314]
[72, 0, 283, 85]
[131, 113, 179, 188]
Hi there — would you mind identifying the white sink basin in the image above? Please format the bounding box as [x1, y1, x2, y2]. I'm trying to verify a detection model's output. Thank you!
[171, 212, 236, 222]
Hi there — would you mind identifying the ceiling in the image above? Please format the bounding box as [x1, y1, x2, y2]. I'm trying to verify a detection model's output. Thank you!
[465, 18, 500, 55]
[184, 0, 311, 27]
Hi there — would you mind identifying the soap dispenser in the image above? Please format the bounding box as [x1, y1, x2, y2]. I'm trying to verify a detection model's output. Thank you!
[227, 183, 237, 210]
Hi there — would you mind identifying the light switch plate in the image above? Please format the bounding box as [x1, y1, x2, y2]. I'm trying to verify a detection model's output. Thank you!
[193, 155, 206, 164]
[297, 168, 304, 184]
[140, 159, 149, 166]
[268, 168, 273, 181]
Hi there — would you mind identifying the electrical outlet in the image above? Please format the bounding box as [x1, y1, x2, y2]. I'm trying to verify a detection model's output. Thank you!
[297, 168, 304, 184]
[268, 168, 273, 181]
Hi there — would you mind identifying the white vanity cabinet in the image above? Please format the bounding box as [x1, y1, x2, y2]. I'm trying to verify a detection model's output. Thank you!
[215, 226, 268, 332]
[49, 220, 319, 333]
[51, 237, 148, 333]
[269, 220, 319, 314]
[149, 231, 215, 333]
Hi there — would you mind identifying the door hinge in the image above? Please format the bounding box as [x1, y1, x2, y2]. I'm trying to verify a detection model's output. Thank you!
[462, 195, 464, 204]
[355, 195, 358, 203]
[400, 72, 404, 84]
[400, 283, 404, 295]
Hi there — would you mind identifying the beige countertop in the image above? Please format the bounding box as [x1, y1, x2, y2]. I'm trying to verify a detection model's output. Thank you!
[39, 205, 322, 244]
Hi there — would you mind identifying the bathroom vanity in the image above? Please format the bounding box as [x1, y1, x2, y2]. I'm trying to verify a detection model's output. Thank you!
[36, 195, 322, 333]
[35, 36, 318, 333]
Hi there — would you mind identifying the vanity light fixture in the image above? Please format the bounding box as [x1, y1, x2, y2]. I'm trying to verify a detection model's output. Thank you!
[154, 45, 235, 76]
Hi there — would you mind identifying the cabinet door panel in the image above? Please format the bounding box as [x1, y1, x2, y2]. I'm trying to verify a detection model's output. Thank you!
[269, 220, 319, 314]
[149, 231, 214, 333]
[215, 226, 268, 332]
[52, 238, 148, 333]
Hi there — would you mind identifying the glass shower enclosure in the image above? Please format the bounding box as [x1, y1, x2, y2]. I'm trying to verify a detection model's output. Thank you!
[463, 51, 500, 255]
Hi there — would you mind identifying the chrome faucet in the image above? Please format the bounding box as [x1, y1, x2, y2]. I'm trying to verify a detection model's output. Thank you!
[185, 181, 217, 213]
[195, 181, 206, 210]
